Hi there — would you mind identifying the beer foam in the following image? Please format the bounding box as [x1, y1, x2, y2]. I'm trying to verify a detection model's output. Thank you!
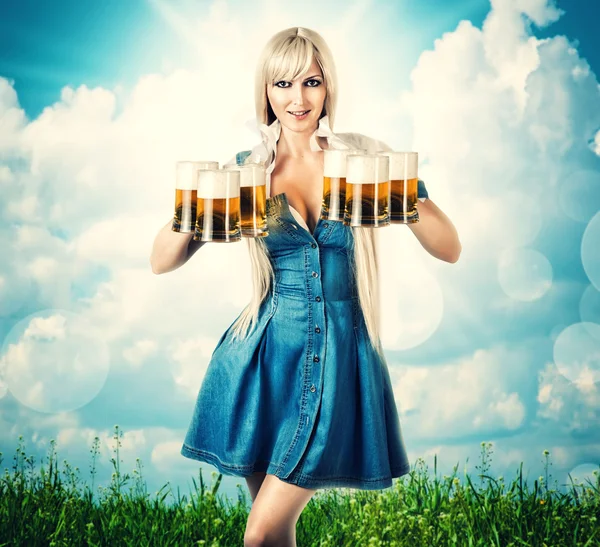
[346, 154, 389, 184]
[176, 162, 196, 190]
[379, 151, 418, 179]
[176, 161, 219, 190]
[197, 169, 240, 199]
[323, 149, 365, 177]
[237, 164, 266, 188]
[196, 161, 219, 169]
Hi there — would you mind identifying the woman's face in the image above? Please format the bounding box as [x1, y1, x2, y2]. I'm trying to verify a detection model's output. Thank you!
[266, 57, 326, 131]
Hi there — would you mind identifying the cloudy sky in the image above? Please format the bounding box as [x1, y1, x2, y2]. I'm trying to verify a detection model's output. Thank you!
[1, 0, 599, 507]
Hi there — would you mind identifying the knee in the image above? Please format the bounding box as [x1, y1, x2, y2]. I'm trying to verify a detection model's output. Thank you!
[243, 529, 269, 547]
[244, 526, 288, 547]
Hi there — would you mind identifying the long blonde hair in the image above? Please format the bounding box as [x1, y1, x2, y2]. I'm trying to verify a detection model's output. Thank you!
[229, 26, 385, 360]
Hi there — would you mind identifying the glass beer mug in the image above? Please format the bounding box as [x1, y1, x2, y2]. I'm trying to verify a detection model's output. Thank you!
[194, 168, 241, 242]
[321, 149, 366, 221]
[172, 161, 219, 232]
[223, 164, 268, 237]
[378, 151, 419, 224]
[343, 153, 390, 227]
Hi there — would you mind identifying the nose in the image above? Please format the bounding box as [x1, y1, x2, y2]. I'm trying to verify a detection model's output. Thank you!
[292, 82, 307, 106]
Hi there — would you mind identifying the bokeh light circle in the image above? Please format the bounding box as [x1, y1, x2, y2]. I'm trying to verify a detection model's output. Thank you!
[553, 321, 600, 387]
[559, 169, 600, 223]
[581, 211, 600, 291]
[579, 284, 600, 338]
[565, 463, 600, 494]
[379, 250, 444, 350]
[498, 190, 543, 247]
[0, 309, 111, 413]
[498, 248, 553, 301]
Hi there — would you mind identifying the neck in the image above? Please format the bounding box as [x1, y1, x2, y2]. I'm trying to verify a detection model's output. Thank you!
[277, 122, 318, 160]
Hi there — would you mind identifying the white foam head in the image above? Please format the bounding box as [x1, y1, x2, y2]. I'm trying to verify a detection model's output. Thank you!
[378, 151, 418, 179]
[176, 161, 219, 189]
[197, 169, 240, 199]
[346, 154, 389, 184]
[225, 164, 266, 187]
[323, 149, 366, 177]
[195, 161, 219, 169]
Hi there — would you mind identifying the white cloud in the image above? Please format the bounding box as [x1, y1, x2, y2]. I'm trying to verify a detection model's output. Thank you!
[23, 314, 67, 340]
[151, 439, 185, 473]
[396, 2, 599, 267]
[391, 344, 529, 438]
[122, 339, 158, 368]
[536, 362, 599, 430]
[170, 335, 221, 397]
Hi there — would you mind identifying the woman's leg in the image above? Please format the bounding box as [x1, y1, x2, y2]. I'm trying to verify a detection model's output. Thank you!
[245, 471, 267, 502]
[244, 474, 318, 547]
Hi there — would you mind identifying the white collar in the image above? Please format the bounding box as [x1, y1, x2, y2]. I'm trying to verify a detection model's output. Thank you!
[256, 114, 351, 175]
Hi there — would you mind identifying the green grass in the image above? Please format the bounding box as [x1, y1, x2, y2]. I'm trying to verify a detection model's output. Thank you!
[0, 426, 598, 546]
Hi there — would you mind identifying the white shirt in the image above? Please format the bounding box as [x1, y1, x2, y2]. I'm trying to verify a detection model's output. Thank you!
[225, 115, 426, 233]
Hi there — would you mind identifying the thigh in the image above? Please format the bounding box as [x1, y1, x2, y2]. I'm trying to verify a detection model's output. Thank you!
[245, 474, 318, 538]
[245, 471, 267, 502]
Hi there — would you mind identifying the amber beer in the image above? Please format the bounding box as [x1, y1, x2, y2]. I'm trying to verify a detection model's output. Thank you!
[194, 169, 241, 242]
[379, 151, 419, 224]
[224, 164, 268, 237]
[173, 161, 219, 232]
[322, 149, 366, 221]
[343, 154, 390, 227]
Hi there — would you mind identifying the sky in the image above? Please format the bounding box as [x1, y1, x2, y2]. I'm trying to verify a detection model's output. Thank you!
[0, 0, 599, 509]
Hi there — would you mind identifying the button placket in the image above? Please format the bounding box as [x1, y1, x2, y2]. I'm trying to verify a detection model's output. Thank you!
[311, 244, 323, 402]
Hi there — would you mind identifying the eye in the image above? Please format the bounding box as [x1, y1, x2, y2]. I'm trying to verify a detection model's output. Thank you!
[274, 79, 322, 88]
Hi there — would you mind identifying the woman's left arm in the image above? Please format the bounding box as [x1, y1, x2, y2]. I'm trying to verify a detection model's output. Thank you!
[407, 198, 462, 263]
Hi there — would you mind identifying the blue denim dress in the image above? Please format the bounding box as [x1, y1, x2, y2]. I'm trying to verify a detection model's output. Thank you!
[180, 186, 414, 490]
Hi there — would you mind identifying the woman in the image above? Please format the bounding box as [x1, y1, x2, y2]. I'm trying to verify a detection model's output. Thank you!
[151, 26, 461, 547]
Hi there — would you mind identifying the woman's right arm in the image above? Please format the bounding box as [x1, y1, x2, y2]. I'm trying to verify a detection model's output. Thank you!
[150, 218, 206, 274]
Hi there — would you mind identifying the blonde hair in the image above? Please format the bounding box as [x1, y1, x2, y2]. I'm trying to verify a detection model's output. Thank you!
[229, 26, 385, 360]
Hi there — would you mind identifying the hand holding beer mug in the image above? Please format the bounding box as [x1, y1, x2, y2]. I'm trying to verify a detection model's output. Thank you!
[378, 151, 419, 224]
[194, 168, 241, 242]
[172, 161, 219, 232]
[343, 153, 390, 227]
[224, 164, 268, 237]
[321, 149, 366, 221]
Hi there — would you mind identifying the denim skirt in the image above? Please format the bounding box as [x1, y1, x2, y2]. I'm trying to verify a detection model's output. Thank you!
[180, 192, 411, 490]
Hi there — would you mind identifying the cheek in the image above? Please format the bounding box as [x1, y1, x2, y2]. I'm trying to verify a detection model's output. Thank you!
[312, 87, 327, 103]
[267, 90, 284, 109]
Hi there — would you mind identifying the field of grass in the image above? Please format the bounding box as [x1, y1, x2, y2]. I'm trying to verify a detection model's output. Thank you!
[0, 425, 598, 546]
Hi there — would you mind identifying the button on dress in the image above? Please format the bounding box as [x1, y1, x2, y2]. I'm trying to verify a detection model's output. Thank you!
[180, 184, 412, 489]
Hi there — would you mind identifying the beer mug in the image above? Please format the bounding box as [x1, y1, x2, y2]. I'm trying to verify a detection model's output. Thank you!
[321, 149, 366, 221]
[172, 161, 219, 232]
[343, 154, 390, 227]
[378, 151, 419, 224]
[223, 164, 268, 237]
[194, 168, 241, 242]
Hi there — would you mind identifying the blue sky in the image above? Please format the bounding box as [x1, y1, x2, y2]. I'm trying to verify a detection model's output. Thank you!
[3, 0, 599, 120]
[0, 0, 599, 508]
